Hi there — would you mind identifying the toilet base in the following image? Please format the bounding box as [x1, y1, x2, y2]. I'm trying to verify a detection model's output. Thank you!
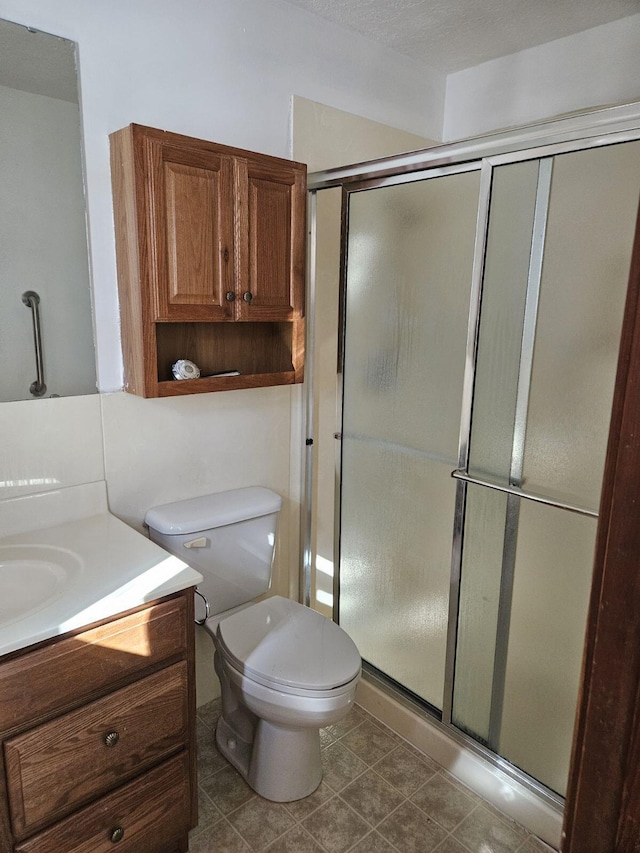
[216, 714, 323, 802]
[216, 714, 253, 780]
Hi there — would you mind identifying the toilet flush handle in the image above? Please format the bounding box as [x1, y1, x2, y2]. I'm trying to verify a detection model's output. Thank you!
[194, 588, 210, 626]
[183, 536, 208, 549]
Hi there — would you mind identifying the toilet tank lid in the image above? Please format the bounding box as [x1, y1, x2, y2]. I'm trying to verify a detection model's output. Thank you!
[145, 487, 282, 535]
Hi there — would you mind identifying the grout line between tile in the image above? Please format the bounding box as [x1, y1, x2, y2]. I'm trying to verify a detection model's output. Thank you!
[192, 703, 552, 853]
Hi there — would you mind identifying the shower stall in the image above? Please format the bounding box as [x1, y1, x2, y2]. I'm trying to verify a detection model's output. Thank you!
[303, 102, 640, 808]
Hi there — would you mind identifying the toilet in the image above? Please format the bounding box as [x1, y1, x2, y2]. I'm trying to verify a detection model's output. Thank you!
[145, 486, 361, 802]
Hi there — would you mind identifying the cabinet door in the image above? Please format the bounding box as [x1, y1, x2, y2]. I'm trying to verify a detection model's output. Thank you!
[235, 158, 306, 321]
[146, 140, 235, 321]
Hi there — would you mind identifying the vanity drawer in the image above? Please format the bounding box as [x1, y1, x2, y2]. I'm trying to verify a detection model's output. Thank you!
[14, 751, 190, 853]
[5, 661, 188, 838]
[0, 595, 188, 733]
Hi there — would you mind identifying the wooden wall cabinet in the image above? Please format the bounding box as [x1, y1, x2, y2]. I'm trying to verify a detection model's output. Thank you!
[110, 124, 306, 396]
[0, 590, 197, 853]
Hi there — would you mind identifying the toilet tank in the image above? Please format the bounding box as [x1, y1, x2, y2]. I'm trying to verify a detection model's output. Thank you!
[145, 487, 282, 616]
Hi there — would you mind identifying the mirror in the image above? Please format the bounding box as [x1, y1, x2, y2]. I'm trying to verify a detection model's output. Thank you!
[0, 19, 97, 401]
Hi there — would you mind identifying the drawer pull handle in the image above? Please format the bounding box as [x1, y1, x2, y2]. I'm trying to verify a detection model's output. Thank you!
[104, 731, 120, 748]
[242, 291, 253, 302]
[110, 826, 125, 843]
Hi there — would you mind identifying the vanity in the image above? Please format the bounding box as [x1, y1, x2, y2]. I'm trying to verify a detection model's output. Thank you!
[0, 509, 202, 853]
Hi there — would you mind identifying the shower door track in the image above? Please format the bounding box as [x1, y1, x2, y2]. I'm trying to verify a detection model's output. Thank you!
[361, 661, 566, 810]
[302, 100, 640, 813]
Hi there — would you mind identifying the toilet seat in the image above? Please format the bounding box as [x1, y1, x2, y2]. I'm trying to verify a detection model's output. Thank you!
[215, 596, 361, 695]
[219, 651, 360, 709]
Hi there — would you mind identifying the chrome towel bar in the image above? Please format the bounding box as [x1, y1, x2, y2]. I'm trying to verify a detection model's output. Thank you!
[451, 469, 598, 518]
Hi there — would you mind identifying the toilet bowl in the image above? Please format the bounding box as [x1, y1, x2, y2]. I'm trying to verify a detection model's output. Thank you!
[212, 595, 360, 801]
[145, 487, 361, 802]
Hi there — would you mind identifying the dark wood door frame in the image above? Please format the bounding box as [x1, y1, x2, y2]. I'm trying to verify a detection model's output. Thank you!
[563, 197, 640, 852]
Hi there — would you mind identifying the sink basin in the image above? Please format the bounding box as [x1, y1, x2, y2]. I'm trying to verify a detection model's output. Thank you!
[0, 512, 202, 658]
[0, 545, 82, 623]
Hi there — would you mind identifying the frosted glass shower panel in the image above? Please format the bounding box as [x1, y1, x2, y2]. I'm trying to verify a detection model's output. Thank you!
[452, 484, 508, 742]
[499, 501, 598, 795]
[454, 160, 538, 742]
[340, 443, 455, 707]
[453, 143, 638, 793]
[343, 172, 481, 460]
[522, 143, 640, 509]
[467, 160, 539, 481]
[340, 170, 481, 708]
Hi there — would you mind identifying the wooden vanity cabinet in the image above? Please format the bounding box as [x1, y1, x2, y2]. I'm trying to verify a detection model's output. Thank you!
[110, 123, 306, 397]
[0, 589, 197, 853]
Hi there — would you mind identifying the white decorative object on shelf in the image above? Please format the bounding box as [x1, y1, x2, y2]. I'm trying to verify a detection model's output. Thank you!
[172, 359, 200, 380]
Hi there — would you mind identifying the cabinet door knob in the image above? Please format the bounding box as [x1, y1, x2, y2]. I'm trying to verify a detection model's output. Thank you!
[243, 291, 253, 302]
[110, 826, 125, 843]
[225, 291, 236, 301]
[104, 731, 120, 748]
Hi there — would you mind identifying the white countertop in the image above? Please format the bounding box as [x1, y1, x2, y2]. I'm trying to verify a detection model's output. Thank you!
[0, 512, 202, 657]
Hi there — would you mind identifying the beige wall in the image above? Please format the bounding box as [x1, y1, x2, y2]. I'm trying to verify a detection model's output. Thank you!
[102, 387, 302, 706]
[293, 97, 434, 173]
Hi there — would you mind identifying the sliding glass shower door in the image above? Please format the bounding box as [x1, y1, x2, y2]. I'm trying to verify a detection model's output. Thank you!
[338, 139, 640, 793]
[339, 167, 482, 710]
[452, 142, 640, 794]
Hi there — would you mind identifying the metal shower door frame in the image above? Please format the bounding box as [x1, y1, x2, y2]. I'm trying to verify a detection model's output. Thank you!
[301, 101, 640, 807]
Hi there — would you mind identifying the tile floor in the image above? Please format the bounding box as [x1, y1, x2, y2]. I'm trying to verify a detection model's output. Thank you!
[189, 701, 557, 853]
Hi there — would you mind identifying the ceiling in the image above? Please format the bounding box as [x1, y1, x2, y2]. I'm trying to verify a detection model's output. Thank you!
[282, 0, 640, 73]
[1, 1, 637, 98]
